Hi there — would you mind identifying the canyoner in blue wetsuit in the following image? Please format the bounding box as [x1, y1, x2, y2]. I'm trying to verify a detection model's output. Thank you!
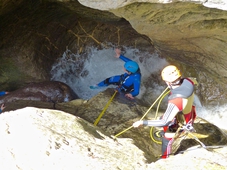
[90, 48, 141, 100]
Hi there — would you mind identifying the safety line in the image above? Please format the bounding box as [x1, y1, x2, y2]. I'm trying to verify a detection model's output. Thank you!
[114, 87, 170, 138]
[149, 90, 170, 144]
[94, 90, 117, 126]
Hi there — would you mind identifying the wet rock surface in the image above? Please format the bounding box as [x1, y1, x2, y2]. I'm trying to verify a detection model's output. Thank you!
[1, 88, 227, 164]
[0, 89, 227, 169]
[1, 0, 227, 169]
[0, 81, 78, 109]
[1, 0, 227, 105]
[0, 0, 154, 91]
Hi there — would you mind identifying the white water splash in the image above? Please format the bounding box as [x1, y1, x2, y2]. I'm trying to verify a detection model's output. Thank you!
[50, 46, 168, 100]
[50, 46, 227, 131]
[196, 105, 227, 131]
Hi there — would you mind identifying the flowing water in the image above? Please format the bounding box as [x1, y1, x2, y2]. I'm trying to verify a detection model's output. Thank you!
[50, 46, 227, 131]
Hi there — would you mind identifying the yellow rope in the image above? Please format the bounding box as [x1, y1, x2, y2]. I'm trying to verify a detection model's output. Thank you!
[94, 91, 117, 126]
[139, 87, 169, 120]
[114, 87, 170, 138]
[113, 126, 134, 138]
[150, 90, 170, 144]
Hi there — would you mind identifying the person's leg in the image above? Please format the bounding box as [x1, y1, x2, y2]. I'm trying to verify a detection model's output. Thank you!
[162, 136, 171, 158]
[90, 75, 121, 89]
[98, 75, 121, 86]
[95, 75, 122, 87]
[161, 133, 174, 159]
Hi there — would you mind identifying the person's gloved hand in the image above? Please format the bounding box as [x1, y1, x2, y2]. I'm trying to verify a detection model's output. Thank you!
[133, 121, 143, 128]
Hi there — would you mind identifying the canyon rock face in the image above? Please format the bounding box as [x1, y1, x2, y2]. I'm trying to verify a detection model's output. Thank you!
[77, 0, 227, 11]
[0, 81, 79, 108]
[0, 0, 154, 92]
[0, 0, 227, 105]
[78, 0, 227, 105]
[0, 92, 227, 169]
[1, 1, 227, 169]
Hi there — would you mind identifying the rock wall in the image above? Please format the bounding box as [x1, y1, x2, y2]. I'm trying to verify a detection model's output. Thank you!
[1, 0, 227, 105]
[108, 2, 227, 105]
[0, 0, 154, 90]
[1, 93, 227, 169]
[76, 0, 227, 105]
[77, 0, 227, 11]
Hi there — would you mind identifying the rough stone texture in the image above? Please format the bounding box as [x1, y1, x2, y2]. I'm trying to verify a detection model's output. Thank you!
[0, 107, 147, 170]
[1, 0, 227, 169]
[109, 2, 227, 105]
[77, 0, 227, 105]
[0, 96, 227, 170]
[0, 81, 78, 105]
[77, 0, 227, 11]
[1, 0, 227, 105]
[1, 88, 227, 164]
[0, 0, 154, 91]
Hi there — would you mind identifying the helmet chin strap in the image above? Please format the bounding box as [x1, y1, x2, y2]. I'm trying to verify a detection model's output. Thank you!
[126, 70, 132, 74]
[171, 79, 181, 86]
[167, 79, 182, 89]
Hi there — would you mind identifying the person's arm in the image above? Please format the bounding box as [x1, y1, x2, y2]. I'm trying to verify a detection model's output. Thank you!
[119, 55, 132, 62]
[0, 104, 5, 113]
[133, 103, 180, 127]
[115, 48, 132, 62]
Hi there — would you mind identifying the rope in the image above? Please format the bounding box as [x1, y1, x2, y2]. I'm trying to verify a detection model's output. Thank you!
[113, 126, 133, 138]
[114, 87, 170, 138]
[150, 90, 170, 144]
[94, 90, 117, 126]
[183, 128, 206, 148]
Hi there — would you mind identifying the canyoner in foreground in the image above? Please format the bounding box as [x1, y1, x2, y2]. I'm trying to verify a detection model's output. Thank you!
[133, 65, 198, 159]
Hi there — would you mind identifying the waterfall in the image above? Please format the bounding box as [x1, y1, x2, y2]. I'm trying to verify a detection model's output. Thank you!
[50, 46, 227, 131]
[50, 46, 168, 100]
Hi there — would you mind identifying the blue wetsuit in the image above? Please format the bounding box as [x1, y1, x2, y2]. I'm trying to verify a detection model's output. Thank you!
[0, 91, 6, 113]
[97, 55, 141, 97]
[0, 91, 6, 96]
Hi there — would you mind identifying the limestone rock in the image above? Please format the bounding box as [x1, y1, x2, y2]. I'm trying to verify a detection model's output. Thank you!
[0, 107, 147, 170]
[1, 0, 227, 105]
[0, 105, 227, 170]
[77, 0, 227, 11]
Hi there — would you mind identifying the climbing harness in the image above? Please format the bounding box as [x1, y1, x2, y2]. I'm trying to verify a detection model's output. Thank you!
[176, 122, 206, 148]
[114, 87, 170, 138]
[94, 90, 117, 126]
[155, 122, 207, 159]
